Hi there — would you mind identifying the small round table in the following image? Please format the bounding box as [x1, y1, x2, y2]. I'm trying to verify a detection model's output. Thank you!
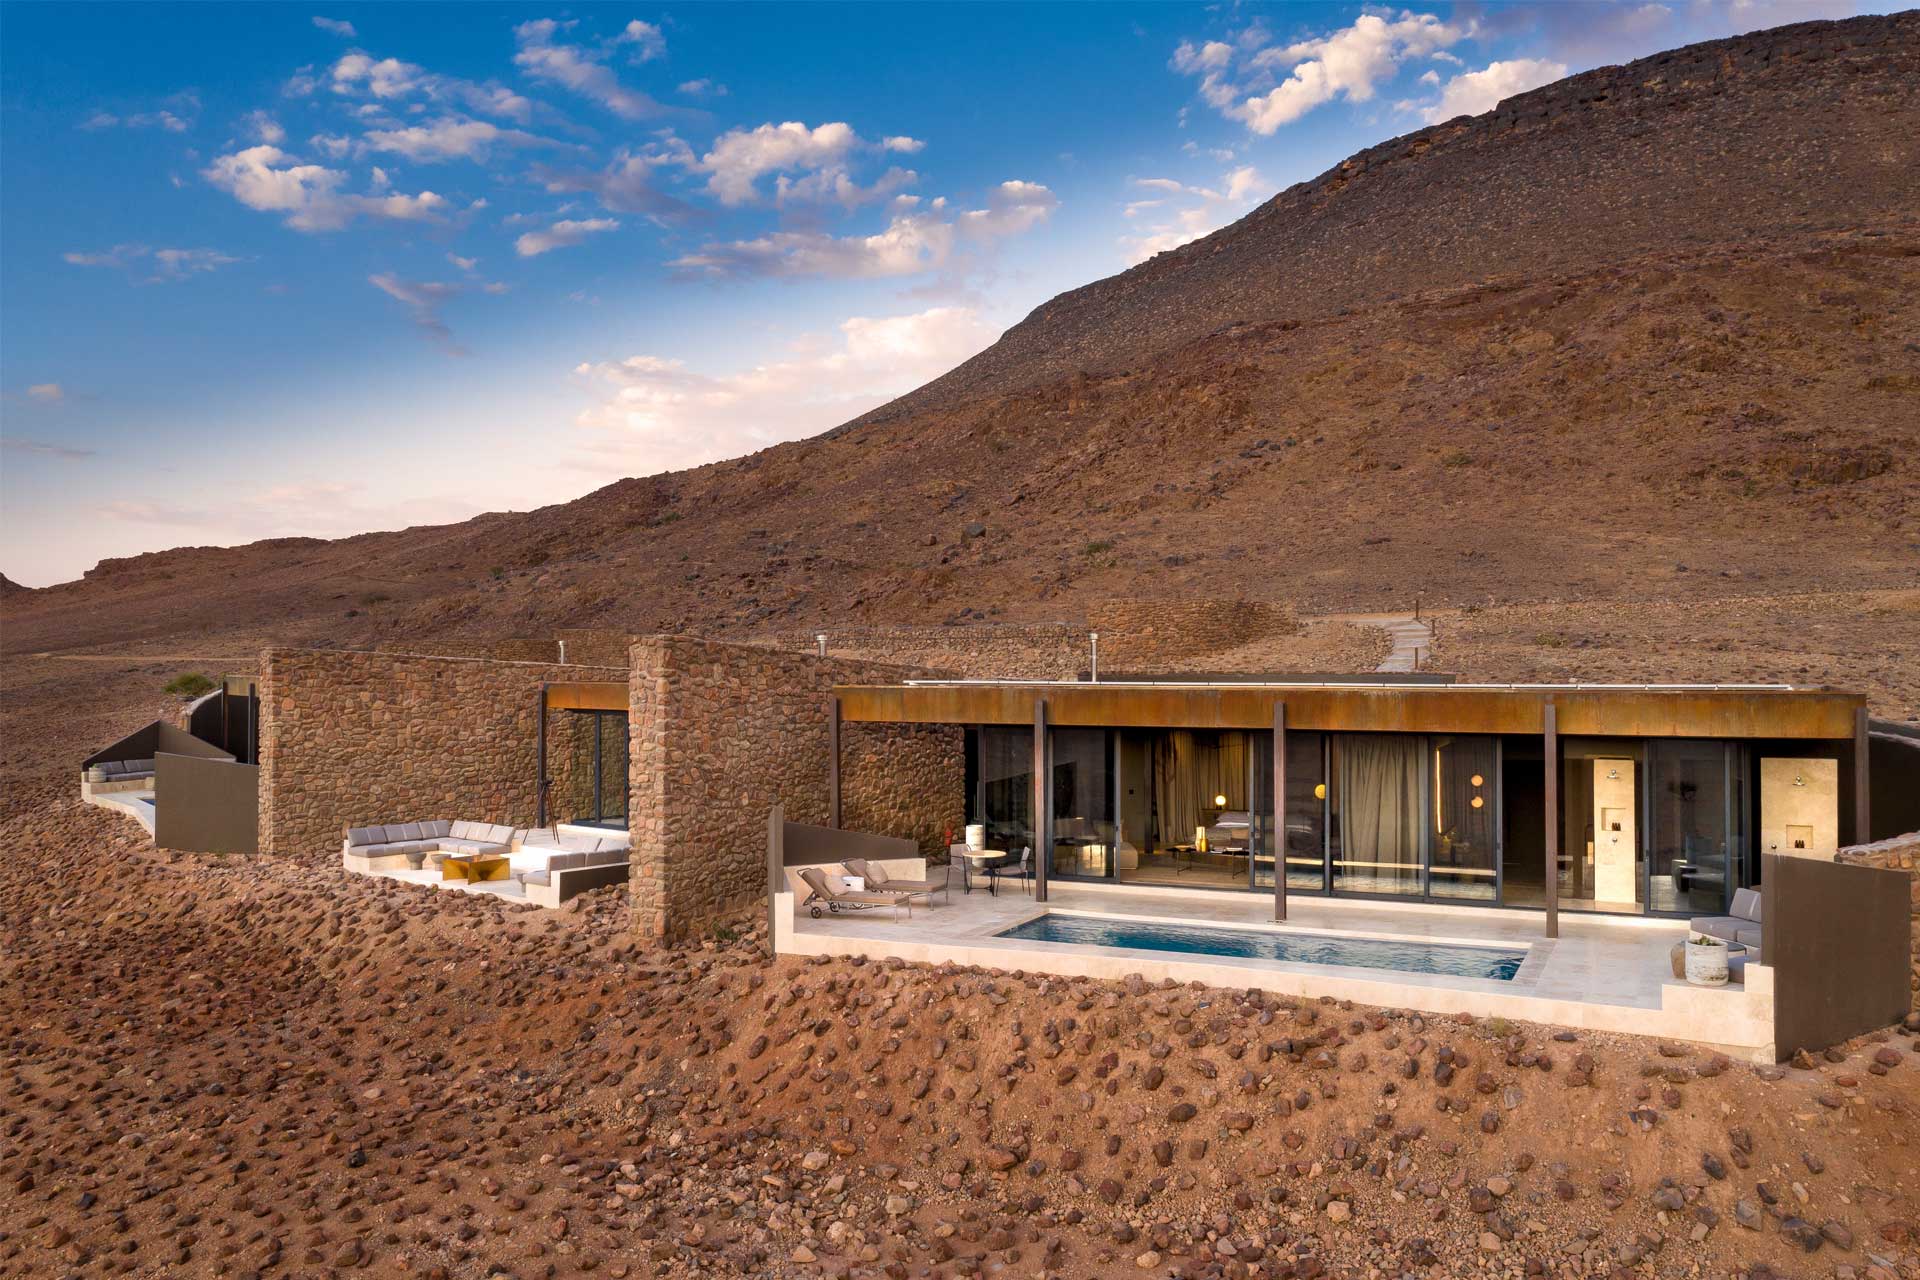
[958, 850, 1004, 895]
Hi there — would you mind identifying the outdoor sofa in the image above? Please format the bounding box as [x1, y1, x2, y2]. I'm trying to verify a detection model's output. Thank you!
[342, 820, 518, 863]
[513, 831, 631, 906]
[88, 759, 157, 783]
[1689, 886, 1763, 961]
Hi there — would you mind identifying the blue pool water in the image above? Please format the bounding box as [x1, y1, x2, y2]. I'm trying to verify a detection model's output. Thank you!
[995, 914, 1527, 980]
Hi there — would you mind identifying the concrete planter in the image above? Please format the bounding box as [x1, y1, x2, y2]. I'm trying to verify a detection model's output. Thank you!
[404, 850, 428, 870]
[1685, 937, 1730, 986]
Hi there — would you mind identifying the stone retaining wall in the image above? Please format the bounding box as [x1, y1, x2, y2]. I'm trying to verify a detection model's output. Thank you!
[628, 636, 964, 946]
[257, 648, 625, 856]
[755, 599, 1297, 679]
[1836, 833, 1920, 1010]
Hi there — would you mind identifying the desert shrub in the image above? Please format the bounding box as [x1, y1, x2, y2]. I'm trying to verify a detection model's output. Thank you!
[164, 672, 215, 698]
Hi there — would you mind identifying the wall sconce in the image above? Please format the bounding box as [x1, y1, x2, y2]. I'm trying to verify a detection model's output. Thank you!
[1470, 774, 1483, 787]
[1314, 783, 1327, 800]
[1791, 775, 1805, 787]
[1606, 769, 1620, 780]
[1214, 794, 1228, 808]
[1470, 796, 1484, 809]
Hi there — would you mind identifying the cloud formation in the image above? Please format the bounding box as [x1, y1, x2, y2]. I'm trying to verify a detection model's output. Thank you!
[312, 16, 356, 38]
[27, 384, 66, 403]
[530, 142, 703, 223]
[672, 181, 1057, 280]
[361, 116, 563, 163]
[64, 244, 244, 282]
[570, 306, 998, 472]
[1418, 57, 1568, 122]
[369, 273, 467, 351]
[327, 51, 533, 123]
[1119, 166, 1267, 265]
[202, 145, 445, 231]
[514, 217, 620, 257]
[1174, 11, 1469, 133]
[513, 19, 668, 119]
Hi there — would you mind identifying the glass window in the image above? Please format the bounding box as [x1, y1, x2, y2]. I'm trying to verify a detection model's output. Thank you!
[1331, 734, 1424, 896]
[977, 726, 1034, 856]
[1649, 740, 1730, 916]
[1050, 729, 1115, 878]
[1430, 735, 1496, 901]
[1256, 730, 1327, 892]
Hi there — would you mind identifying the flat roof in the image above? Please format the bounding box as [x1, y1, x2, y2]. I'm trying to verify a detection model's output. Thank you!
[834, 680, 1863, 740]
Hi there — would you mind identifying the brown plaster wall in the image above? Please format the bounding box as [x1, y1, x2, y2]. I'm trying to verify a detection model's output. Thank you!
[1836, 834, 1920, 1010]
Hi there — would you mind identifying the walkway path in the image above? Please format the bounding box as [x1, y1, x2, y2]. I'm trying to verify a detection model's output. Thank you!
[1325, 613, 1435, 672]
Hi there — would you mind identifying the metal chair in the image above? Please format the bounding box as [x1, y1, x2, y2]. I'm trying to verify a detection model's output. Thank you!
[988, 846, 1033, 896]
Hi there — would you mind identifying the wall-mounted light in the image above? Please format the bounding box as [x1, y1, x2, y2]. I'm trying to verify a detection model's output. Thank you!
[1470, 796, 1484, 809]
[1470, 774, 1484, 788]
[1214, 793, 1228, 808]
[1314, 783, 1327, 800]
[1606, 769, 1620, 780]
[1792, 775, 1805, 787]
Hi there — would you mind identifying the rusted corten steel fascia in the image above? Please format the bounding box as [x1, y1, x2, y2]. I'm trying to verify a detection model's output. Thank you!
[831, 685, 1863, 741]
[544, 682, 629, 712]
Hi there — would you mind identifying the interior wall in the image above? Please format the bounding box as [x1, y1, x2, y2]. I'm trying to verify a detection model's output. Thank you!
[1591, 759, 1638, 904]
[1761, 757, 1840, 858]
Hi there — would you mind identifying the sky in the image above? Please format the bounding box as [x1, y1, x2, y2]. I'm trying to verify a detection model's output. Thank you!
[0, 0, 1886, 586]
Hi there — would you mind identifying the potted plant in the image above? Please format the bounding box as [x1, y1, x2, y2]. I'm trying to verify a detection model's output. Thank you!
[1684, 933, 1729, 986]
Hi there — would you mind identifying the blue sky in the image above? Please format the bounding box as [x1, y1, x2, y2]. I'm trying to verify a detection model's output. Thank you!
[0, 0, 1883, 585]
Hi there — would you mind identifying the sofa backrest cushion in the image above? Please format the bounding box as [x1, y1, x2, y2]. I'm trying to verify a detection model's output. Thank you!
[423, 820, 451, 838]
[397, 821, 425, 841]
[490, 823, 515, 845]
[586, 848, 629, 868]
[449, 820, 474, 840]
[1730, 887, 1762, 922]
[550, 852, 587, 871]
[347, 826, 380, 847]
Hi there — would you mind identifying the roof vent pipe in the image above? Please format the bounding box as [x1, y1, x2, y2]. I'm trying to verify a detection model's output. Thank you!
[559, 639, 567, 664]
[1089, 631, 1099, 683]
[816, 633, 827, 657]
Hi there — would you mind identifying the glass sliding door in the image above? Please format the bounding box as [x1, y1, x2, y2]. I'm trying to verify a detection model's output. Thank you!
[977, 726, 1034, 856]
[1253, 730, 1329, 893]
[1648, 740, 1732, 915]
[567, 710, 629, 829]
[1430, 735, 1497, 901]
[1049, 728, 1116, 879]
[1330, 734, 1424, 896]
[1556, 739, 1644, 913]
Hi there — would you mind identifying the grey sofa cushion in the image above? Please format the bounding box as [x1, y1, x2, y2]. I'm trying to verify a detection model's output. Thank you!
[520, 870, 550, 886]
[423, 820, 452, 838]
[490, 823, 516, 845]
[450, 819, 479, 841]
[1734, 924, 1763, 950]
[587, 848, 630, 868]
[1729, 887, 1762, 923]
[347, 827, 380, 847]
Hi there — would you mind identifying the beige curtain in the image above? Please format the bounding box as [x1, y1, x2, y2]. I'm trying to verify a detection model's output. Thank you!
[1338, 735, 1422, 879]
[1152, 732, 1251, 847]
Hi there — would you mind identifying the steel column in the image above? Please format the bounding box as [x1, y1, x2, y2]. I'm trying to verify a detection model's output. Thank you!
[1273, 701, 1288, 922]
[1544, 701, 1559, 939]
[1034, 697, 1049, 903]
[536, 684, 548, 829]
[828, 694, 842, 829]
[1854, 706, 1872, 845]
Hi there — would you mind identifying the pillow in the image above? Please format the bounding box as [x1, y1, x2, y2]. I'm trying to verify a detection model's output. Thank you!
[347, 827, 379, 847]
[398, 822, 426, 842]
[490, 824, 514, 845]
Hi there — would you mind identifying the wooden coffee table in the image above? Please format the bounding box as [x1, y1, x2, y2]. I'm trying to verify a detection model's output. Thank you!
[442, 853, 509, 883]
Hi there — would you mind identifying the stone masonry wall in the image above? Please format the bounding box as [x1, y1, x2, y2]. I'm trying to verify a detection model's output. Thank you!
[1836, 833, 1920, 1010]
[257, 648, 626, 856]
[628, 636, 962, 946]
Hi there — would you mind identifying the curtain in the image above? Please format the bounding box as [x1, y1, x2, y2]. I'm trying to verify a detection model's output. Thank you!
[1151, 732, 1250, 848]
[1338, 735, 1422, 879]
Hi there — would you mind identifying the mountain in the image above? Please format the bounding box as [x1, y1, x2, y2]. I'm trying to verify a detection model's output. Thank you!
[4, 13, 1916, 669]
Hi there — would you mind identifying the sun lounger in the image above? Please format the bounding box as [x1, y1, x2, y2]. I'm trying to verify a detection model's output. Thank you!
[797, 866, 918, 919]
[844, 858, 950, 904]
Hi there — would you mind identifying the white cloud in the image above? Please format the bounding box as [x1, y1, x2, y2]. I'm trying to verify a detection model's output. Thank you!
[369, 273, 466, 351]
[615, 19, 666, 63]
[447, 253, 478, 272]
[27, 383, 65, 403]
[882, 135, 925, 153]
[312, 16, 356, 38]
[361, 116, 562, 163]
[203, 145, 445, 231]
[513, 19, 667, 119]
[678, 78, 728, 97]
[79, 92, 200, 134]
[700, 121, 861, 205]
[570, 306, 998, 472]
[242, 109, 287, 144]
[1419, 57, 1568, 122]
[329, 52, 533, 123]
[64, 244, 244, 282]
[514, 217, 620, 257]
[1119, 166, 1267, 265]
[671, 181, 1056, 280]
[775, 165, 918, 211]
[1174, 11, 1469, 134]
[531, 141, 702, 222]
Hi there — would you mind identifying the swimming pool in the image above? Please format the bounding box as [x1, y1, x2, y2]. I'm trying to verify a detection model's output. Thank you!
[994, 914, 1527, 980]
